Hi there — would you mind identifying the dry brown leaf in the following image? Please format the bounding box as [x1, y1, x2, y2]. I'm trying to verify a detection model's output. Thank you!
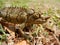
[4, 26, 15, 38]
[14, 40, 30, 45]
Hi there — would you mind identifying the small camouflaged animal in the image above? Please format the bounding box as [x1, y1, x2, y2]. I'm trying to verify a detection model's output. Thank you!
[0, 7, 49, 24]
[0, 7, 50, 40]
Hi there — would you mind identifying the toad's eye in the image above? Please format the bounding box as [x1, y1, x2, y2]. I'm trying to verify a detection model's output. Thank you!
[0, 11, 2, 17]
[27, 9, 35, 15]
[0, 11, 7, 18]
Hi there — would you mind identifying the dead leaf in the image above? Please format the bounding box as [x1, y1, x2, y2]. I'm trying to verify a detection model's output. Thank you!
[4, 26, 15, 38]
[14, 40, 30, 45]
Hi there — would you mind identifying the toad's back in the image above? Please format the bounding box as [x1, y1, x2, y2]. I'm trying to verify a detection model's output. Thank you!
[0, 7, 49, 24]
[0, 7, 28, 24]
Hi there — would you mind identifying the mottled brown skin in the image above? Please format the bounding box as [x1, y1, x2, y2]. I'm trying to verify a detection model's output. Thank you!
[0, 7, 49, 24]
[0, 7, 50, 39]
[0, 7, 28, 24]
